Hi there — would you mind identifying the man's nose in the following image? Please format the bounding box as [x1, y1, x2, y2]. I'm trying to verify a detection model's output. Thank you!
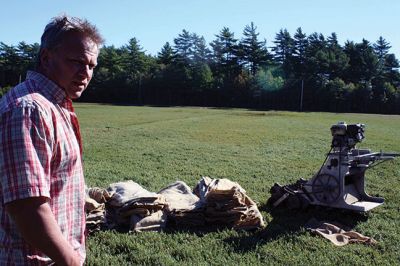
[78, 64, 91, 79]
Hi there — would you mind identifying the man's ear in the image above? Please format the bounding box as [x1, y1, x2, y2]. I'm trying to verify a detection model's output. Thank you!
[39, 48, 51, 70]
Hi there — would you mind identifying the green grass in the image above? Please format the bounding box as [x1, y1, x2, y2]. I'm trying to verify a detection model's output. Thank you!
[76, 103, 400, 265]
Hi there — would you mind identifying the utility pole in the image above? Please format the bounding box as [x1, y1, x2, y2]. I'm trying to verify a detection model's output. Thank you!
[138, 73, 142, 105]
[300, 79, 304, 112]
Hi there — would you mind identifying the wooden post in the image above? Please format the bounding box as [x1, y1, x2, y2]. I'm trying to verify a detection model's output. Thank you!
[300, 79, 304, 112]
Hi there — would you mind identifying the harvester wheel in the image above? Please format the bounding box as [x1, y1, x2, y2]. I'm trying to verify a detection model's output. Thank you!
[311, 174, 340, 203]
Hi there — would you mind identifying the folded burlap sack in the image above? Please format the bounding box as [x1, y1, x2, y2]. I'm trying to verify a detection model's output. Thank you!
[105, 180, 167, 231]
[194, 176, 265, 230]
[305, 218, 377, 246]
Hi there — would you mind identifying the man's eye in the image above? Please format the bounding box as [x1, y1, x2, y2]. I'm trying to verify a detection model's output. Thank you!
[70, 59, 82, 64]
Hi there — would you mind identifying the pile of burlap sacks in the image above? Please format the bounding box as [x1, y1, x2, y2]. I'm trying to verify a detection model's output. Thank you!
[85, 176, 265, 234]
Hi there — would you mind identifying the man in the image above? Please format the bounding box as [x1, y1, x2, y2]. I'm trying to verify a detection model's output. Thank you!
[0, 15, 103, 265]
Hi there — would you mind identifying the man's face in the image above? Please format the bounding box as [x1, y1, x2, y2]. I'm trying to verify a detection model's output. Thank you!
[41, 32, 99, 99]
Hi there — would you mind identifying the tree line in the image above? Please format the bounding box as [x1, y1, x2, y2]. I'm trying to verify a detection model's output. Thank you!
[1, 23, 399, 114]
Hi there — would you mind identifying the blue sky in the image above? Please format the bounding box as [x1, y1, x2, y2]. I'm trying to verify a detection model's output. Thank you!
[1, 0, 399, 58]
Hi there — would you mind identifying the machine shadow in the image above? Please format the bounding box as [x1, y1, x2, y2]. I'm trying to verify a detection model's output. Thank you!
[222, 205, 369, 253]
[160, 203, 370, 254]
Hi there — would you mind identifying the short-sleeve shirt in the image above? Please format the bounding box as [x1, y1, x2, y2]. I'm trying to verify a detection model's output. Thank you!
[0, 71, 86, 265]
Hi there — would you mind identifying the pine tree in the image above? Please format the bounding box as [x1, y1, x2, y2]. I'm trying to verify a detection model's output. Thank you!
[210, 27, 238, 66]
[173, 29, 193, 63]
[383, 53, 400, 79]
[304, 32, 328, 77]
[325, 33, 349, 79]
[307, 32, 326, 55]
[95, 45, 125, 82]
[272, 28, 294, 65]
[121, 38, 148, 82]
[17, 41, 39, 71]
[371, 37, 399, 83]
[210, 27, 240, 82]
[120, 38, 149, 103]
[371, 38, 399, 111]
[239, 22, 271, 75]
[344, 39, 378, 83]
[192, 35, 211, 64]
[0, 42, 23, 86]
[293, 27, 308, 71]
[373, 36, 391, 63]
[157, 42, 174, 65]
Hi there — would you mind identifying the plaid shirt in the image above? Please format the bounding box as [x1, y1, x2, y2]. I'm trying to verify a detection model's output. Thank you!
[0, 71, 86, 265]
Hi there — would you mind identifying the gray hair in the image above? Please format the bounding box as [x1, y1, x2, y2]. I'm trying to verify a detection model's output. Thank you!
[36, 15, 104, 68]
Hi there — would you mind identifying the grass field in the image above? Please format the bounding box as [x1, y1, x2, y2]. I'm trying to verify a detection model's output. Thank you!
[76, 103, 400, 265]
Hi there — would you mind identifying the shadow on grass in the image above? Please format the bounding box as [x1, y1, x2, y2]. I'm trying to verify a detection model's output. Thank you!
[162, 221, 234, 237]
[159, 204, 369, 253]
[91, 206, 370, 254]
[222, 204, 369, 253]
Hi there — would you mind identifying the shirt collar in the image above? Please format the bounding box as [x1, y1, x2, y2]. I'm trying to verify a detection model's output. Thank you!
[26, 70, 67, 104]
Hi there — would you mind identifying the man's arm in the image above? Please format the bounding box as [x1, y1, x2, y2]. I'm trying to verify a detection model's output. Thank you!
[5, 197, 81, 266]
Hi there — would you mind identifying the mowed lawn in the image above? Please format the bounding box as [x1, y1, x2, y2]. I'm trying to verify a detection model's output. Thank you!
[76, 103, 400, 265]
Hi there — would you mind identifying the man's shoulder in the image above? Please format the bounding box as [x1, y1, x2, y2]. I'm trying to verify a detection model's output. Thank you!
[0, 79, 54, 115]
